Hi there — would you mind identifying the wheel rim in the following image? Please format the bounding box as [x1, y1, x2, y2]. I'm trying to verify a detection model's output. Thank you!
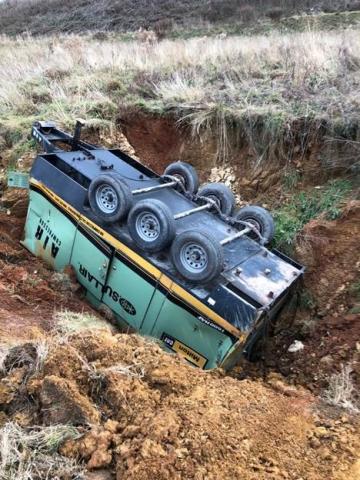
[180, 242, 208, 273]
[95, 184, 118, 214]
[135, 211, 161, 242]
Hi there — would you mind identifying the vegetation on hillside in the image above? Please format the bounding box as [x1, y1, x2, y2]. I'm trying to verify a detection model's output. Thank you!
[0, 0, 360, 36]
[273, 179, 354, 251]
[1, 28, 360, 167]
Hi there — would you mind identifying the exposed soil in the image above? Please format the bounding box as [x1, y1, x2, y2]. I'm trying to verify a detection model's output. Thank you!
[252, 201, 360, 394]
[296, 201, 360, 312]
[1, 330, 359, 480]
[119, 112, 357, 202]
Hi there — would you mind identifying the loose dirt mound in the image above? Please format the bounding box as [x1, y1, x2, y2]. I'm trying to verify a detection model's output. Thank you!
[1, 331, 359, 480]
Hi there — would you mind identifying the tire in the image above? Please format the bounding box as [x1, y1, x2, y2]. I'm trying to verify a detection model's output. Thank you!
[171, 230, 224, 283]
[163, 161, 199, 194]
[127, 199, 176, 253]
[234, 205, 275, 244]
[198, 183, 235, 216]
[88, 174, 132, 222]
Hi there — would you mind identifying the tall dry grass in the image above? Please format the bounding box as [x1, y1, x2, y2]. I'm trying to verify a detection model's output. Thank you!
[0, 29, 359, 161]
[0, 422, 83, 479]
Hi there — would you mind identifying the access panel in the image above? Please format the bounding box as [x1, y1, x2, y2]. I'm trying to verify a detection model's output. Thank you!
[151, 291, 235, 370]
[70, 224, 111, 300]
[102, 252, 159, 331]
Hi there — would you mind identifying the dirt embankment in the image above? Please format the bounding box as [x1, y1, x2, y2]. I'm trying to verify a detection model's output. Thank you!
[119, 112, 357, 202]
[252, 201, 360, 393]
[1, 330, 359, 480]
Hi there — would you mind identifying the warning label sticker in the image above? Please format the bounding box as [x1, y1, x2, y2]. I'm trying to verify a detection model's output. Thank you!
[161, 333, 207, 368]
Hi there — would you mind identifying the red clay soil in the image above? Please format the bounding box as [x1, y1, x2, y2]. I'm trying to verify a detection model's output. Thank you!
[249, 201, 360, 395]
[0, 330, 359, 480]
[119, 112, 220, 183]
[119, 112, 352, 201]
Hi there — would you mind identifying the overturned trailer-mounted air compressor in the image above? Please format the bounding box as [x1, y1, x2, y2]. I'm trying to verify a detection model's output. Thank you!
[10, 120, 304, 369]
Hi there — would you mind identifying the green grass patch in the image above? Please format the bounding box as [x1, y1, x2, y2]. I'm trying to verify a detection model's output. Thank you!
[298, 289, 317, 310]
[273, 179, 353, 251]
[350, 281, 360, 300]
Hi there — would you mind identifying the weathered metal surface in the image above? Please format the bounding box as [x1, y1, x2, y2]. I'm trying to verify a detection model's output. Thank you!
[7, 171, 29, 189]
[223, 249, 302, 307]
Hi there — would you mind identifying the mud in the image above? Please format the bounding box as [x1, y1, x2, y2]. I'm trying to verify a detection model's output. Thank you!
[251, 201, 360, 394]
[0, 330, 359, 480]
[295, 200, 360, 312]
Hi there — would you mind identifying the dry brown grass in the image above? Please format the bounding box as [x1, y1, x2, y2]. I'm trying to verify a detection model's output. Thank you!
[323, 364, 359, 413]
[0, 422, 83, 479]
[0, 28, 359, 162]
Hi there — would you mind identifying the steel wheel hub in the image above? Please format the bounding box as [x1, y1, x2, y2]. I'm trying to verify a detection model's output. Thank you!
[96, 185, 118, 213]
[207, 194, 221, 209]
[136, 212, 160, 241]
[180, 242, 208, 273]
[246, 218, 261, 233]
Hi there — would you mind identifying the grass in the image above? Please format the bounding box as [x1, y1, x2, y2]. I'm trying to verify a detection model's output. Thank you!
[0, 422, 83, 480]
[349, 280, 360, 313]
[323, 364, 359, 413]
[1, 28, 360, 165]
[0, 0, 357, 37]
[350, 281, 360, 299]
[273, 179, 353, 251]
[298, 289, 317, 311]
[54, 309, 113, 334]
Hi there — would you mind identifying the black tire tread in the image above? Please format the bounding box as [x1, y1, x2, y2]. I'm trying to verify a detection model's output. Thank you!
[234, 205, 275, 244]
[163, 161, 199, 194]
[127, 198, 176, 253]
[198, 182, 235, 216]
[171, 230, 223, 283]
[88, 173, 132, 223]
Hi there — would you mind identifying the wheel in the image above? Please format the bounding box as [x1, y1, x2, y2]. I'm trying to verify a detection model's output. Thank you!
[198, 183, 235, 216]
[234, 205, 275, 244]
[88, 174, 132, 222]
[171, 230, 223, 283]
[163, 161, 199, 194]
[127, 199, 176, 253]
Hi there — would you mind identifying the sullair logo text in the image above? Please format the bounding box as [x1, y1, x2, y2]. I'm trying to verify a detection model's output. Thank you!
[79, 265, 136, 316]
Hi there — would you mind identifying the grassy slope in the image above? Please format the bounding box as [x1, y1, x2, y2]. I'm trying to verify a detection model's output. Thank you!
[1, 28, 360, 160]
[0, 0, 359, 36]
[0, 11, 359, 252]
